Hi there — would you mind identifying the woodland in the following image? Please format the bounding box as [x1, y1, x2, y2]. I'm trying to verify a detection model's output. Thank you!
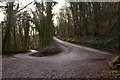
[1, 1, 120, 78]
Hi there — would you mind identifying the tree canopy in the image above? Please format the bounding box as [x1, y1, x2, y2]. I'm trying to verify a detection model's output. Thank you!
[1, 1, 119, 54]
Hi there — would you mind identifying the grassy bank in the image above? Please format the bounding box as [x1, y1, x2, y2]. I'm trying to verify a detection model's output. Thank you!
[58, 36, 118, 54]
[2, 50, 30, 56]
[30, 43, 61, 57]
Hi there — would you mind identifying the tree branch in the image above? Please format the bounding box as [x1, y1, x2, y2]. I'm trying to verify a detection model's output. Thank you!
[14, 1, 34, 14]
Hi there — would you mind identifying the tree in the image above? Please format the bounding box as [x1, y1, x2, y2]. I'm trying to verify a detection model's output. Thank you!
[32, 1, 57, 52]
[56, 2, 119, 53]
[2, 2, 14, 51]
[2, 1, 35, 52]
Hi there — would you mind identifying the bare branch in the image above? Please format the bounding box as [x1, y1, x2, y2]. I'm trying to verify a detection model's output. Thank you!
[14, 1, 34, 14]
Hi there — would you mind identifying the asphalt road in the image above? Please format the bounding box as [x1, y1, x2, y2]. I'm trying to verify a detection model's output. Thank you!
[2, 37, 113, 78]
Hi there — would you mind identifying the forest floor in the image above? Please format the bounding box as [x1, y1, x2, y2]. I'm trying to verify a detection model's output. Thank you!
[2, 37, 115, 79]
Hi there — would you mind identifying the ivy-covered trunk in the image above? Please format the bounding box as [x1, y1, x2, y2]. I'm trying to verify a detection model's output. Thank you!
[2, 2, 14, 52]
[32, 2, 55, 52]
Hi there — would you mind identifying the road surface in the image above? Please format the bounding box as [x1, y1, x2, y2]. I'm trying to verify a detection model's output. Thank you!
[2, 37, 114, 78]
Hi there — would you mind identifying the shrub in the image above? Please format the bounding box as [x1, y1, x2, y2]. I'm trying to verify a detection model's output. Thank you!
[108, 56, 120, 78]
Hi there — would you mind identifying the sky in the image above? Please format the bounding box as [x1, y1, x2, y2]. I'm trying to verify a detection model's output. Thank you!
[0, 0, 66, 24]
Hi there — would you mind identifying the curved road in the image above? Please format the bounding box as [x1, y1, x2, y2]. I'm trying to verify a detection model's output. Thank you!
[2, 37, 113, 78]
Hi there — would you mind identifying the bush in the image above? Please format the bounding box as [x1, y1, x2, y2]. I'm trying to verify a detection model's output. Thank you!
[108, 56, 120, 78]
[108, 56, 120, 70]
